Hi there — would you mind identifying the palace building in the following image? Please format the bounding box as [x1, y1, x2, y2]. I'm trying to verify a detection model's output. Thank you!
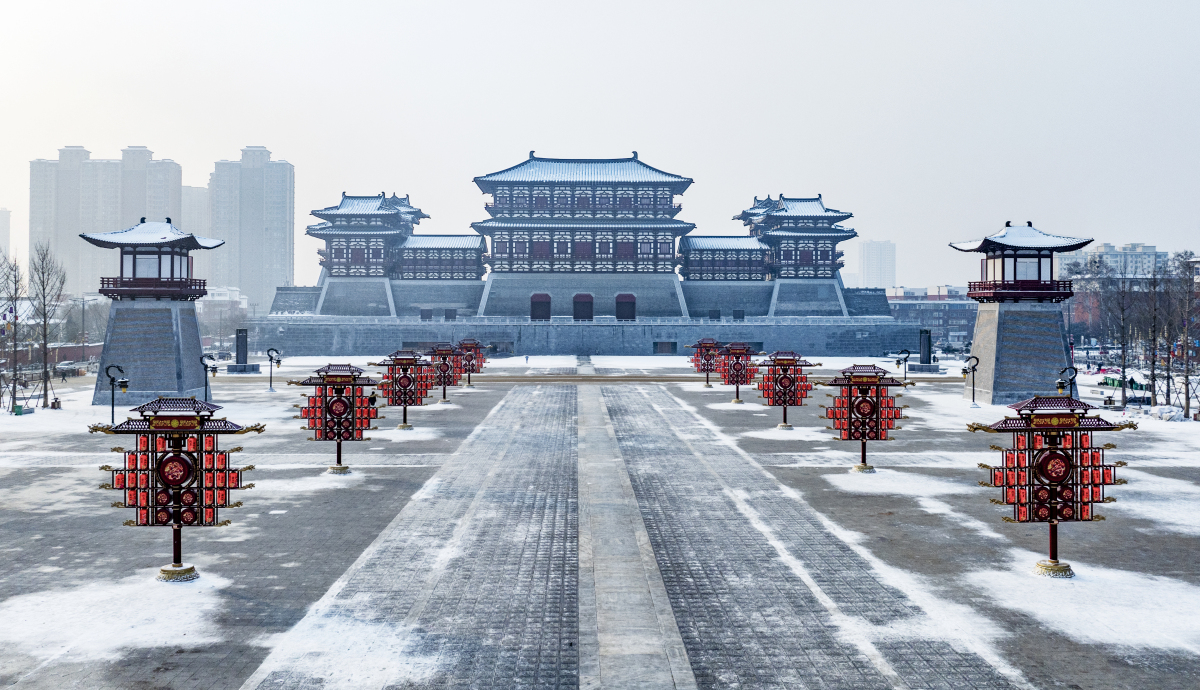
[255, 152, 910, 355]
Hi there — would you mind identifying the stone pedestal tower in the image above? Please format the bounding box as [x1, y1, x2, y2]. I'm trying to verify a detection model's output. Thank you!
[81, 219, 224, 405]
[950, 222, 1091, 404]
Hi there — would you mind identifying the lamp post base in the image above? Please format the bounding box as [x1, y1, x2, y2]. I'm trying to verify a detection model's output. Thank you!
[731, 398, 743, 404]
[157, 563, 198, 582]
[437, 399, 453, 404]
[850, 463, 876, 474]
[703, 383, 712, 388]
[1034, 559, 1075, 578]
[777, 423, 793, 429]
[396, 423, 413, 430]
[327, 465, 352, 475]
[463, 384, 474, 389]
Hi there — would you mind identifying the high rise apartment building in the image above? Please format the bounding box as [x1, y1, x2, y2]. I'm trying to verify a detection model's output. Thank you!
[208, 147, 295, 314]
[858, 239, 896, 288]
[29, 146, 181, 295]
[1058, 242, 1169, 278]
[181, 185, 212, 284]
[0, 208, 9, 256]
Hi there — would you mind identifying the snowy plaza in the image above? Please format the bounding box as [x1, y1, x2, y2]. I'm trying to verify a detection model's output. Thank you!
[0, 356, 1197, 689]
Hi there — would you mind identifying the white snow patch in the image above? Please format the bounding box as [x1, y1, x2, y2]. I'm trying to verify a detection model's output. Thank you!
[741, 427, 832, 442]
[483, 355, 577, 369]
[0, 568, 230, 663]
[823, 469, 1002, 539]
[253, 472, 368, 495]
[707, 402, 766, 411]
[369, 428, 443, 443]
[591, 355, 692, 369]
[1103, 468, 1200, 535]
[769, 451, 994, 469]
[965, 548, 1200, 654]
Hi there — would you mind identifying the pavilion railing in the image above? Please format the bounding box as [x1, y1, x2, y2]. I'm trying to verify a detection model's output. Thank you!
[99, 277, 207, 300]
[967, 280, 1073, 303]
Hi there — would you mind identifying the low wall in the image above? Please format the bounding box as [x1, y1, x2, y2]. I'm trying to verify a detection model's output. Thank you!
[246, 316, 918, 357]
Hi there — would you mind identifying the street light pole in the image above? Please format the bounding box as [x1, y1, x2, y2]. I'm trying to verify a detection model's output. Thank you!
[199, 354, 216, 402]
[105, 364, 128, 424]
[267, 348, 282, 393]
[895, 349, 911, 381]
[962, 355, 980, 408]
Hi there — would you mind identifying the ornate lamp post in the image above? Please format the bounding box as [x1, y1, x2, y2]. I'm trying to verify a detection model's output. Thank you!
[456, 339, 486, 388]
[291, 364, 381, 474]
[373, 350, 434, 429]
[105, 364, 129, 424]
[266, 348, 283, 393]
[756, 351, 815, 429]
[962, 355, 980, 408]
[823, 364, 911, 473]
[90, 398, 263, 582]
[1055, 366, 1077, 396]
[717, 342, 758, 404]
[895, 349, 911, 382]
[972, 390, 1136, 578]
[426, 343, 464, 404]
[199, 354, 217, 402]
[687, 338, 721, 388]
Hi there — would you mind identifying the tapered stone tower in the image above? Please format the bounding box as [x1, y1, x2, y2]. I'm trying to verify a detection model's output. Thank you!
[950, 222, 1091, 404]
[81, 219, 224, 405]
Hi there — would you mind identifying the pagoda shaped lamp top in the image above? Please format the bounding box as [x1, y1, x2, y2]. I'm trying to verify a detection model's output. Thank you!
[81, 218, 224, 300]
[950, 222, 1093, 303]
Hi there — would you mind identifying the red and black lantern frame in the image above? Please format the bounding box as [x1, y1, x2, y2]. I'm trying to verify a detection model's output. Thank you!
[756, 351, 816, 428]
[971, 395, 1135, 576]
[291, 364, 381, 469]
[456, 338, 487, 388]
[687, 338, 721, 388]
[373, 350, 434, 429]
[717, 342, 759, 403]
[822, 364, 910, 472]
[89, 398, 263, 578]
[426, 343, 465, 404]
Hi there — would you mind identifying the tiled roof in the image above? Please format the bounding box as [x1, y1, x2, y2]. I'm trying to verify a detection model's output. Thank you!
[679, 236, 769, 251]
[826, 364, 903, 385]
[305, 222, 408, 237]
[989, 416, 1123, 431]
[81, 220, 224, 250]
[950, 223, 1093, 253]
[734, 195, 853, 223]
[471, 218, 695, 234]
[762, 227, 858, 240]
[131, 398, 222, 414]
[1008, 396, 1094, 411]
[402, 234, 486, 250]
[311, 193, 429, 223]
[110, 418, 248, 432]
[474, 152, 692, 191]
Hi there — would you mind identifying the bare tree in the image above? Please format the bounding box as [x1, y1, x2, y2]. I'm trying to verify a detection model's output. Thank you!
[1170, 252, 1198, 416]
[28, 243, 66, 407]
[0, 253, 26, 412]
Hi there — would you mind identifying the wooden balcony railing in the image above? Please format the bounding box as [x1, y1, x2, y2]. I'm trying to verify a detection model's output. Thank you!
[967, 280, 1073, 303]
[99, 277, 207, 301]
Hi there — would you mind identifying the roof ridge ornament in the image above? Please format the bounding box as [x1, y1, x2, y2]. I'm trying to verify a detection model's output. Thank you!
[529, 150, 535, 158]
[632, 151, 638, 159]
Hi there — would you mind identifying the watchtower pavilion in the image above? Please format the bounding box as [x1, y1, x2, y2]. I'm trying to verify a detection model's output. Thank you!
[81, 218, 224, 404]
[951, 222, 1092, 403]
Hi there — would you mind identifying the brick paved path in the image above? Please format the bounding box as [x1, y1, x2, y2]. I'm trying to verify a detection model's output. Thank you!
[243, 385, 578, 689]
[602, 385, 1021, 690]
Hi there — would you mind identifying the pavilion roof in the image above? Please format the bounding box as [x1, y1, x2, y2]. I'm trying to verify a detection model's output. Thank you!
[734, 195, 853, 224]
[310, 193, 429, 224]
[1008, 396, 1095, 412]
[131, 397, 223, 414]
[474, 152, 692, 193]
[80, 220, 224, 251]
[950, 222, 1093, 254]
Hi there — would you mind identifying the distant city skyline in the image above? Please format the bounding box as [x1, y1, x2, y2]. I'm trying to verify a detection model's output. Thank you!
[1, 2, 1197, 289]
[859, 240, 897, 289]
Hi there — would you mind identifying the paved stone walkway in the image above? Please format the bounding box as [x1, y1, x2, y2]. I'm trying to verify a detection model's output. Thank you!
[242, 385, 578, 689]
[602, 385, 1019, 690]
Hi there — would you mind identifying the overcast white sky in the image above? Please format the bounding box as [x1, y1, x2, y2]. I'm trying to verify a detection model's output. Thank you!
[1, 1, 1197, 287]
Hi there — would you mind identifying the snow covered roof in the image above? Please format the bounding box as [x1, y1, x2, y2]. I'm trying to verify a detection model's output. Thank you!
[825, 364, 903, 386]
[734, 195, 853, 224]
[950, 223, 1093, 253]
[131, 398, 223, 414]
[401, 235, 486, 250]
[474, 152, 693, 193]
[80, 220, 224, 251]
[679, 236, 769, 251]
[471, 218, 695, 235]
[310, 193, 429, 224]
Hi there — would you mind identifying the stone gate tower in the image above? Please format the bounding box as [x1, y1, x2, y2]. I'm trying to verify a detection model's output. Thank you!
[81, 219, 224, 405]
[950, 222, 1091, 404]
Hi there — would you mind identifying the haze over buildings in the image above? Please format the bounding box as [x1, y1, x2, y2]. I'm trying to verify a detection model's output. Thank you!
[0, 208, 9, 257]
[858, 240, 896, 289]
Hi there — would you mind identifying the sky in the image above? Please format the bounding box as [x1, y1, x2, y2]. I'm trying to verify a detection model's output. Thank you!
[1, 0, 1197, 288]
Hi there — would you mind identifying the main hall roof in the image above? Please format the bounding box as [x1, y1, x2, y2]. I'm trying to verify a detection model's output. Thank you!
[311, 193, 429, 224]
[474, 152, 693, 193]
[735, 195, 853, 224]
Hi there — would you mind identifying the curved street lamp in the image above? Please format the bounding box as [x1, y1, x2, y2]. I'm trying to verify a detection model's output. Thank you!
[962, 355, 980, 408]
[199, 354, 217, 402]
[895, 349, 911, 381]
[266, 348, 282, 393]
[1056, 366, 1078, 396]
[105, 364, 128, 424]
